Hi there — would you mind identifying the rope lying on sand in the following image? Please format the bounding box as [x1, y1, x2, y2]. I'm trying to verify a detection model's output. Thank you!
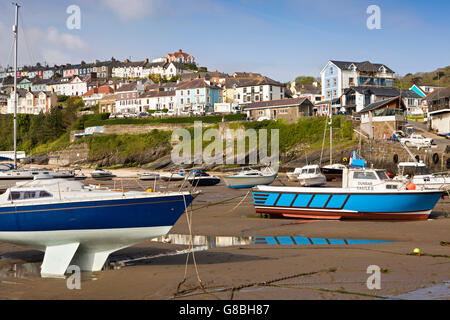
[173, 267, 337, 299]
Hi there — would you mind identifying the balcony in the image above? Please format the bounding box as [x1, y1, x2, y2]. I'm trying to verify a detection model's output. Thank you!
[428, 98, 450, 114]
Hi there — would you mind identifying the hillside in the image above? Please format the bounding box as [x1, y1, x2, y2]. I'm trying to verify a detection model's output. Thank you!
[396, 65, 450, 89]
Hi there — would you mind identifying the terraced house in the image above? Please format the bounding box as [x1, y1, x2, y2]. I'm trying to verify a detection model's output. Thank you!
[6, 89, 57, 115]
[175, 78, 222, 115]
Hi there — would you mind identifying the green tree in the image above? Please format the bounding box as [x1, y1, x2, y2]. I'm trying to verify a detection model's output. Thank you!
[294, 76, 316, 85]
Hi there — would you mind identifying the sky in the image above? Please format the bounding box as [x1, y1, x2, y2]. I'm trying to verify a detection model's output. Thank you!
[0, 0, 449, 82]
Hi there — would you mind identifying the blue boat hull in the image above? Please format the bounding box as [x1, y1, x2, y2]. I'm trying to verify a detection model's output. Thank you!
[252, 189, 442, 220]
[0, 194, 194, 232]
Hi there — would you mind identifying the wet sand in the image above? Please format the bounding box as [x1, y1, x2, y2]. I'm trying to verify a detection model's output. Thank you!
[0, 173, 449, 300]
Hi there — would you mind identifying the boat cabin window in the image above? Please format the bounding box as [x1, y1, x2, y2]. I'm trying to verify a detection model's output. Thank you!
[353, 171, 377, 180]
[8, 190, 53, 201]
[375, 171, 389, 180]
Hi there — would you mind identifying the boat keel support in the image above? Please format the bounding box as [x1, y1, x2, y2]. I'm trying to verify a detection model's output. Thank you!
[41, 242, 80, 278]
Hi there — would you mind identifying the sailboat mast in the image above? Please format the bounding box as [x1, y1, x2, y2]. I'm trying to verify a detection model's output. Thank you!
[13, 3, 20, 169]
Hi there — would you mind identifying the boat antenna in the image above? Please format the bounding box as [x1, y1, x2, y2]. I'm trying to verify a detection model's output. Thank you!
[12, 2, 20, 169]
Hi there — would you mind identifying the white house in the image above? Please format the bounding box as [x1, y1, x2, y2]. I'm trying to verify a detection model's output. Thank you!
[7, 89, 57, 115]
[225, 77, 285, 106]
[114, 81, 144, 114]
[139, 91, 176, 112]
[82, 85, 115, 106]
[320, 60, 395, 101]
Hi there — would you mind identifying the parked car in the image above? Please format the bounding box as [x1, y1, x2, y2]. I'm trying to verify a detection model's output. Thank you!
[392, 130, 408, 139]
[446, 133, 450, 140]
[399, 133, 433, 147]
[138, 112, 150, 118]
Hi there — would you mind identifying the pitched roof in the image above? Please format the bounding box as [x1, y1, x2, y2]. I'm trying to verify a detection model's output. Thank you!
[115, 82, 137, 92]
[346, 86, 421, 98]
[176, 78, 221, 90]
[139, 91, 176, 98]
[243, 97, 311, 110]
[225, 76, 282, 88]
[83, 86, 114, 97]
[167, 49, 192, 58]
[330, 60, 395, 74]
[358, 96, 405, 113]
[425, 86, 450, 101]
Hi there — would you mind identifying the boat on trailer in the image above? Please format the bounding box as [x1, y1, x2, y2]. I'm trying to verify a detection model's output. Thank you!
[252, 167, 443, 221]
[0, 178, 195, 278]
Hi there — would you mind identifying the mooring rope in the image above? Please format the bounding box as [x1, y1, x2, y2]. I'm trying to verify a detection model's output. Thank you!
[176, 194, 220, 299]
[224, 189, 251, 214]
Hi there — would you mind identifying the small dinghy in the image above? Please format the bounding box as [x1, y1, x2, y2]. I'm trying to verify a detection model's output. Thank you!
[91, 168, 116, 180]
[138, 173, 160, 181]
[160, 170, 186, 181]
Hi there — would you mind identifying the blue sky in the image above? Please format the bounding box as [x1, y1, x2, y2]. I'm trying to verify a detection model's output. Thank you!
[0, 0, 449, 82]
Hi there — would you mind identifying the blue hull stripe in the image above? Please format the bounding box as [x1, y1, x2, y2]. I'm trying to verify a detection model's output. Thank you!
[0, 194, 194, 232]
[254, 236, 394, 246]
[253, 191, 442, 213]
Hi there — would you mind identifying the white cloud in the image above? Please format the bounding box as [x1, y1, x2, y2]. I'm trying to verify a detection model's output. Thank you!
[100, 0, 163, 21]
[0, 22, 87, 67]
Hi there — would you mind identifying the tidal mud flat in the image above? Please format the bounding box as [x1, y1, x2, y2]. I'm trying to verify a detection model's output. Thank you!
[0, 174, 449, 300]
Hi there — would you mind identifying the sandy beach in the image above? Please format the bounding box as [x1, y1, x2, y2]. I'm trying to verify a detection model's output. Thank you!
[0, 171, 449, 300]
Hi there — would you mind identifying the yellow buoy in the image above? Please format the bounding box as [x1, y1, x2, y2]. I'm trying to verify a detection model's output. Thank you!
[413, 248, 421, 255]
[146, 188, 153, 193]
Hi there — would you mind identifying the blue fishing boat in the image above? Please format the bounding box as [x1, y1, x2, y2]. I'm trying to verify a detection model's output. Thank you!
[0, 178, 195, 277]
[252, 167, 443, 220]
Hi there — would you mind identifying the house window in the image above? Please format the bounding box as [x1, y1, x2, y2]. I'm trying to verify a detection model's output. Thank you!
[330, 67, 334, 75]
[326, 80, 330, 88]
[181, 98, 184, 104]
[333, 78, 337, 86]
